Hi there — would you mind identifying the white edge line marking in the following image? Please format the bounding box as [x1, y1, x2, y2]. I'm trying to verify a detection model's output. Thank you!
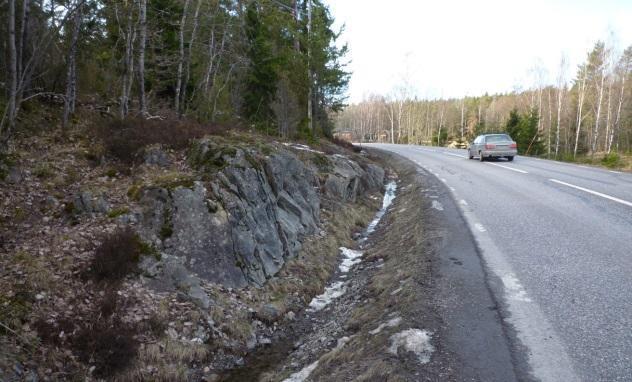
[609, 170, 622, 174]
[486, 162, 528, 174]
[444, 152, 467, 159]
[549, 179, 632, 207]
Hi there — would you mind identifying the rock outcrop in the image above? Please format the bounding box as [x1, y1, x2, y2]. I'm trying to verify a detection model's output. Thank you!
[135, 139, 384, 291]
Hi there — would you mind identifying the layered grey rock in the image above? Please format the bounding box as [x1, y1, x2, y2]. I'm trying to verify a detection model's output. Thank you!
[144, 145, 171, 167]
[136, 141, 383, 289]
[324, 155, 385, 202]
[72, 190, 110, 216]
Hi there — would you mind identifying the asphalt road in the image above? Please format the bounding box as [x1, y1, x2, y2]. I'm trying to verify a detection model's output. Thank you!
[365, 144, 632, 382]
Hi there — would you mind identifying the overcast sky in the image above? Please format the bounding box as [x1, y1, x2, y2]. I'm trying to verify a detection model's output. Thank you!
[325, 0, 632, 103]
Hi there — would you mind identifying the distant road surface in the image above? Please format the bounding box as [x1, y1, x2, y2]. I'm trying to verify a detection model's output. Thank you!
[366, 144, 632, 382]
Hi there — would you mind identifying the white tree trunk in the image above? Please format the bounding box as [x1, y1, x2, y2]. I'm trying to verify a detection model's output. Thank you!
[4, 0, 18, 143]
[603, 77, 613, 152]
[610, 68, 627, 152]
[573, 68, 587, 158]
[120, 2, 136, 119]
[137, 0, 147, 116]
[460, 99, 465, 140]
[16, 0, 29, 105]
[555, 86, 564, 158]
[180, 0, 201, 117]
[591, 66, 605, 155]
[62, 4, 82, 131]
[175, 0, 190, 117]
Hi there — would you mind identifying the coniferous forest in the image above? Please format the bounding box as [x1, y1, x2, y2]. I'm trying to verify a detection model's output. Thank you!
[0, 0, 348, 150]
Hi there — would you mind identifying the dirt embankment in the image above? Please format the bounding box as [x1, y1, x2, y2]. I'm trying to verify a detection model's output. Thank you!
[0, 125, 385, 381]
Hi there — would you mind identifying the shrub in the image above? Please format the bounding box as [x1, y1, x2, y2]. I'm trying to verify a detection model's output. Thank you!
[0, 153, 17, 181]
[33, 316, 75, 345]
[33, 163, 54, 179]
[331, 136, 362, 153]
[72, 318, 138, 378]
[601, 152, 620, 168]
[96, 117, 228, 164]
[107, 207, 130, 219]
[90, 227, 145, 282]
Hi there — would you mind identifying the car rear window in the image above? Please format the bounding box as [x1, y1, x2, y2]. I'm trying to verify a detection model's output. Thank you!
[485, 135, 512, 143]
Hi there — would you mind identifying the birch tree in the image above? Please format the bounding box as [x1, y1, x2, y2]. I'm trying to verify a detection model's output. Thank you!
[3, 0, 18, 146]
[573, 65, 588, 158]
[137, 0, 147, 116]
[62, 3, 83, 131]
[589, 42, 607, 155]
[119, 1, 137, 119]
[175, 0, 191, 118]
[610, 46, 632, 152]
[555, 55, 568, 158]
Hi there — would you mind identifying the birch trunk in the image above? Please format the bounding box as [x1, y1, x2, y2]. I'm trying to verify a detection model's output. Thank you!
[547, 88, 552, 157]
[555, 86, 563, 158]
[137, 0, 147, 116]
[175, 0, 191, 118]
[16, 0, 29, 105]
[120, 2, 136, 119]
[180, 0, 201, 117]
[573, 68, 587, 158]
[62, 4, 82, 131]
[603, 77, 613, 152]
[4, 0, 18, 144]
[610, 69, 627, 152]
[203, 30, 216, 95]
[460, 99, 465, 140]
[591, 66, 605, 155]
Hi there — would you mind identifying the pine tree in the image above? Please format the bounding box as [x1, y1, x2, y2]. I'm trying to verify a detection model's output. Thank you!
[243, 2, 278, 129]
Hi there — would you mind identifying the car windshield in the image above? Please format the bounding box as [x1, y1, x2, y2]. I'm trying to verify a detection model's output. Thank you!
[485, 135, 512, 143]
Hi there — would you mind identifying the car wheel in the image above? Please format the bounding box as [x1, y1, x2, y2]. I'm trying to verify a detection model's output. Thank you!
[479, 152, 484, 162]
[507, 156, 514, 162]
[468, 151, 473, 160]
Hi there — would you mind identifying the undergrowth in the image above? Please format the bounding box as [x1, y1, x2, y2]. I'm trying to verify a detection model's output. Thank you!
[96, 117, 229, 164]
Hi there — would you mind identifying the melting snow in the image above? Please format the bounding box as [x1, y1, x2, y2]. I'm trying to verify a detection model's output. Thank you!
[431, 200, 444, 211]
[308, 281, 347, 311]
[339, 247, 363, 273]
[501, 273, 532, 302]
[388, 329, 434, 364]
[369, 316, 402, 335]
[283, 360, 319, 382]
[282, 142, 325, 154]
[390, 287, 403, 296]
[366, 181, 397, 236]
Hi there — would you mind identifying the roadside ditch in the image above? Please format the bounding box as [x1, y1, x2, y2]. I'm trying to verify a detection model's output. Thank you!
[220, 150, 466, 381]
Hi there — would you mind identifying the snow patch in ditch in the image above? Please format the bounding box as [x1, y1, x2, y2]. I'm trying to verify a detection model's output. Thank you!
[339, 247, 364, 273]
[431, 200, 444, 211]
[369, 316, 402, 335]
[365, 181, 398, 236]
[282, 142, 325, 154]
[388, 329, 434, 364]
[282, 360, 319, 382]
[307, 281, 346, 311]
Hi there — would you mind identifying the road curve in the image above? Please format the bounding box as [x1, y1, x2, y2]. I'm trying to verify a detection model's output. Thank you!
[365, 144, 632, 382]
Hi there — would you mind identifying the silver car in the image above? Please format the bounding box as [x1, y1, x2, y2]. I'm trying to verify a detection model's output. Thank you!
[468, 134, 517, 162]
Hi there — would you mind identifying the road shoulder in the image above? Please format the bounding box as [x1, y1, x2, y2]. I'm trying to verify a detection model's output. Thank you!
[306, 150, 522, 381]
